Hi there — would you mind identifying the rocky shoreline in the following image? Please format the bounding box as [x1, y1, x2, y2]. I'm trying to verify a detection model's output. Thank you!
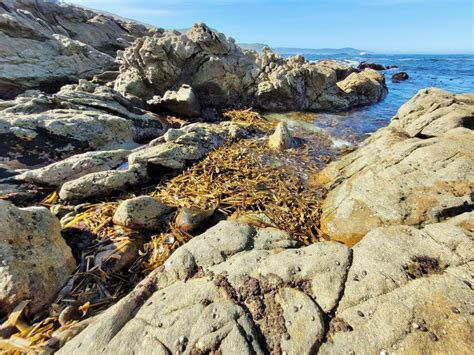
[0, 1, 473, 354]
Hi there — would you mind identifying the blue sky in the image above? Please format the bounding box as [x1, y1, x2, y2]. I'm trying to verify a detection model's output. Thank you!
[68, 0, 473, 54]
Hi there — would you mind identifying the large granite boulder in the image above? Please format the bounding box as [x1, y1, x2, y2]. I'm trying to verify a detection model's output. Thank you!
[317, 89, 474, 245]
[0, 0, 158, 99]
[0, 81, 168, 167]
[58, 221, 352, 354]
[114, 23, 387, 111]
[0, 200, 76, 317]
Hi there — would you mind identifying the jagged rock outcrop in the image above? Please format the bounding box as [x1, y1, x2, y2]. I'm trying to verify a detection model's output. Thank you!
[0, 0, 159, 99]
[114, 23, 387, 111]
[58, 122, 248, 202]
[316, 88, 474, 245]
[57, 215, 473, 354]
[0, 200, 76, 317]
[0, 80, 168, 167]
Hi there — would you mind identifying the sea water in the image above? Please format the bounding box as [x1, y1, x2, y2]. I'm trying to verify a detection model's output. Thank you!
[281, 53, 474, 143]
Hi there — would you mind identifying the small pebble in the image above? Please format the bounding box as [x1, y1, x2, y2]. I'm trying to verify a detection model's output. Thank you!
[428, 332, 438, 341]
[442, 329, 447, 335]
[380, 350, 388, 355]
[336, 261, 340, 266]
[357, 310, 364, 317]
[311, 315, 316, 321]
[451, 306, 460, 314]
[286, 320, 292, 327]
[362, 270, 367, 276]
[412, 322, 419, 329]
[348, 351, 355, 355]
[283, 333, 291, 340]
[178, 335, 186, 344]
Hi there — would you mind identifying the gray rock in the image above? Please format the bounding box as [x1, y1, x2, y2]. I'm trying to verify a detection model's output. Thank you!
[268, 122, 293, 150]
[58, 164, 147, 203]
[320, 214, 474, 354]
[114, 23, 387, 112]
[16, 149, 130, 186]
[0, 81, 168, 167]
[0, 200, 76, 317]
[148, 84, 202, 117]
[58, 221, 351, 354]
[0, 0, 159, 98]
[113, 196, 173, 230]
[58, 122, 247, 202]
[317, 89, 474, 245]
[390, 88, 474, 138]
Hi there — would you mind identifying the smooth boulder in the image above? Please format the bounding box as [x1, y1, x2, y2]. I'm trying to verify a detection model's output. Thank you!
[0, 200, 76, 317]
[113, 196, 173, 230]
[148, 84, 202, 117]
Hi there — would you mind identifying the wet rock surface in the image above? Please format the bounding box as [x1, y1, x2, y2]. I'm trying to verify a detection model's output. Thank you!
[0, 0, 158, 99]
[114, 23, 387, 111]
[318, 88, 474, 245]
[0, 200, 76, 317]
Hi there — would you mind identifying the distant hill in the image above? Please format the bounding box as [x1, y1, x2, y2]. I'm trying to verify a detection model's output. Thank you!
[238, 43, 270, 52]
[237, 44, 371, 55]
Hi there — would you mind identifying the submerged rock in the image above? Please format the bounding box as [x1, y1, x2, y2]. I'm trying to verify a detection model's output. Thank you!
[317, 88, 474, 245]
[0, 200, 76, 317]
[0, 0, 158, 99]
[113, 196, 173, 230]
[392, 71, 409, 82]
[268, 122, 293, 150]
[114, 23, 387, 112]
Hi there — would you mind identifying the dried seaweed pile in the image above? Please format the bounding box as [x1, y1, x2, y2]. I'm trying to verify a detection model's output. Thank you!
[153, 138, 329, 247]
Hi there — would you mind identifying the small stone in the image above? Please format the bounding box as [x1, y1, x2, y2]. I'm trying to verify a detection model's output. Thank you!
[412, 322, 419, 329]
[380, 350, 388, 355]
[428, 332, 438, 341]
[362, 270, 367, 276]
[311, 315, 316, 321]
[451, 306, 460, 314]
[286, 320, 292, 327]
[336, 261, 341, 266]
[178, 335, 186, 344]
[283, 333, 291, 340]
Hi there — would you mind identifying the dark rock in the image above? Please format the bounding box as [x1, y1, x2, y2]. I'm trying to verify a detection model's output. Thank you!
[392, 72, 409, 82]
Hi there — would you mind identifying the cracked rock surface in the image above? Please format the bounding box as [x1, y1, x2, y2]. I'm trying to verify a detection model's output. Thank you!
[321, 212, 474, 354]
[317, 88, 474, 245]
[0, 80, 168, 168]
[58, 221, 352, 354]
[58, 214, 474, 354]
[0, 0, 158, 99]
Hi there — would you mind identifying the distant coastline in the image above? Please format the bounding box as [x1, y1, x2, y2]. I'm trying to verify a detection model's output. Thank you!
[238, 43, 371, 55]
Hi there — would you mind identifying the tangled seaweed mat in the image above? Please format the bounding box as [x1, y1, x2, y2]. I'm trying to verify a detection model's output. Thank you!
[0, 109, 333, 353]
